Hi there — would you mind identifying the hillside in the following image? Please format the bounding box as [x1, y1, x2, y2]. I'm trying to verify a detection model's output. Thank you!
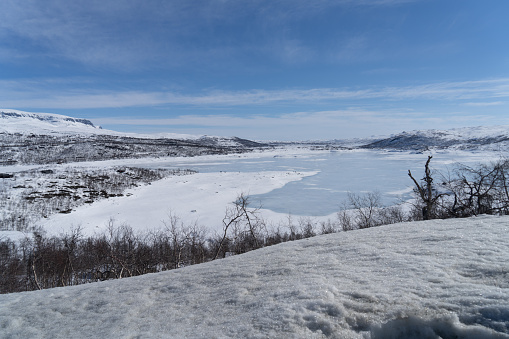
[361, 126, 509, 151]
[1, 216, 508, 338]
[0, 109, 267, 165]
[0, 109, 101, 134]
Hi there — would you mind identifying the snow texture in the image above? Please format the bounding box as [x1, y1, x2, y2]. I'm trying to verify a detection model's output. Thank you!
[1, 215, 508, 338]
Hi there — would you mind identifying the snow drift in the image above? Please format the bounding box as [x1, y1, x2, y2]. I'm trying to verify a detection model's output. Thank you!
[1, 215, 508, 338]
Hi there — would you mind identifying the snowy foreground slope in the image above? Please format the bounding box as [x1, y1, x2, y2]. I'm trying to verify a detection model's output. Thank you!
[1, 216, 508, 338]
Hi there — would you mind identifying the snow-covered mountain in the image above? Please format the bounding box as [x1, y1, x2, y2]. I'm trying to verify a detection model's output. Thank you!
[0, 109, 261, 145]
[1, 215, 508, 338]
[0, 109, 200, 139]
[363, 125, 509, 151]
[0, 109, 102, 134]
[0, 109, 207, 140]
[0, 109, 267, 165]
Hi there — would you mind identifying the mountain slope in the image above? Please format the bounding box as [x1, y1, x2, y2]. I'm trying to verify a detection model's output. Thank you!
[1, 216, 508, 338]
[0, 109, 267, 165]
[362, 126, 509, 151]
[0, 109, 101, 134]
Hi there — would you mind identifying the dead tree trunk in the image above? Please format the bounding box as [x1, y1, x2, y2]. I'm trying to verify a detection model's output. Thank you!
[408, 156, 445, 220]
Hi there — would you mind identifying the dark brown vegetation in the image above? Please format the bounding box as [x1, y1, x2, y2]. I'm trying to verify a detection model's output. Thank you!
[407, 156, 509, 220]
[0, 209, 326, 293]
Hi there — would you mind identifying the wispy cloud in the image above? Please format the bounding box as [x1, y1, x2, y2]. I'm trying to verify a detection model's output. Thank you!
[0, 0, 423, 69]
[2, 78, 509, 109]
[464, 101, 505, 107]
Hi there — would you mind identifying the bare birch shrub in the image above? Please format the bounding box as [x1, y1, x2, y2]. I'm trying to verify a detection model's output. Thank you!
[214, 193, 265, 259]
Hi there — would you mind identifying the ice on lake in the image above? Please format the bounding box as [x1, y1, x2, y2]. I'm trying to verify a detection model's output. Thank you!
[130, 149, 499, 216]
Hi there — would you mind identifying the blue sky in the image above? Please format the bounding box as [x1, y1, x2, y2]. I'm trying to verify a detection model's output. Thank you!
[1, 0, 509, 140]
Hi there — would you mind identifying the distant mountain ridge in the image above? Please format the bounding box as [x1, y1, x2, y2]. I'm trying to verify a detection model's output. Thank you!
[1, 110, 97, 127]
[0, 109, 263, 146]
[3, 109, 509, 152]
[362, 125, 509, 151]
[0, 109, 268, 165]
[0, 109, 102, 135]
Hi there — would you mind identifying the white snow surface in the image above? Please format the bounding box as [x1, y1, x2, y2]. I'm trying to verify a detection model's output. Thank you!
[1, 215, 508, 338]
[0, 109, 101, 134]
[0, 231, 28, 243]
[38, 170, 319, 236]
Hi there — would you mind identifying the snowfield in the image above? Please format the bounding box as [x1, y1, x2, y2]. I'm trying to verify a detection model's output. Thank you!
[37, 170, 319, 237]
[0, 109, 102, 135]
[1, 215, 508, 338]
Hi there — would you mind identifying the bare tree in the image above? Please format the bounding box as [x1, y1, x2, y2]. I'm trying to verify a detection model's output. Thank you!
[347, 191, 383, 229]
[337, 201, 355, 232]
[162, 212, 190, 269]
[214, 193, 264, 259]
[299, 217, 316, 238]
[408, 156, 447, 220]
[444, 159, 509, 217]
[320, 219, 338, 235]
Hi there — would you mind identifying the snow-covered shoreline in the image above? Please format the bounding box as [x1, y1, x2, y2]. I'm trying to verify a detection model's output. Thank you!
[0, 145, 329, 173]
[38, 170, 320, 236]
[3, 146, 505, 239]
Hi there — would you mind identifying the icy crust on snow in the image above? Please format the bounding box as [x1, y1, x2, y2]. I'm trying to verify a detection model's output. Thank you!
[1, 216, 508, 338]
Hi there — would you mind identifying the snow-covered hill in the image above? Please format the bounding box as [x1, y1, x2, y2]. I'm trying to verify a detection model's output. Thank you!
[0, 109, 102, 134]
[0, 109, 196, 139]
[1, 215, 508, 338]
[0, 109, 267, 165]
[0, 109, 263, 145]
[362, 125, 509, 151]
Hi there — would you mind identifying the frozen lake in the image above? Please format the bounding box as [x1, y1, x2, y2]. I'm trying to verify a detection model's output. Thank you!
[8, 147, 502, 237]
[129, 149, 496, 216]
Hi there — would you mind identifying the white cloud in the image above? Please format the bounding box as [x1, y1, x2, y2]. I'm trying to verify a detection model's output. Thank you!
[464, 101, 505, 107]
[2, 78, 509, 109]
